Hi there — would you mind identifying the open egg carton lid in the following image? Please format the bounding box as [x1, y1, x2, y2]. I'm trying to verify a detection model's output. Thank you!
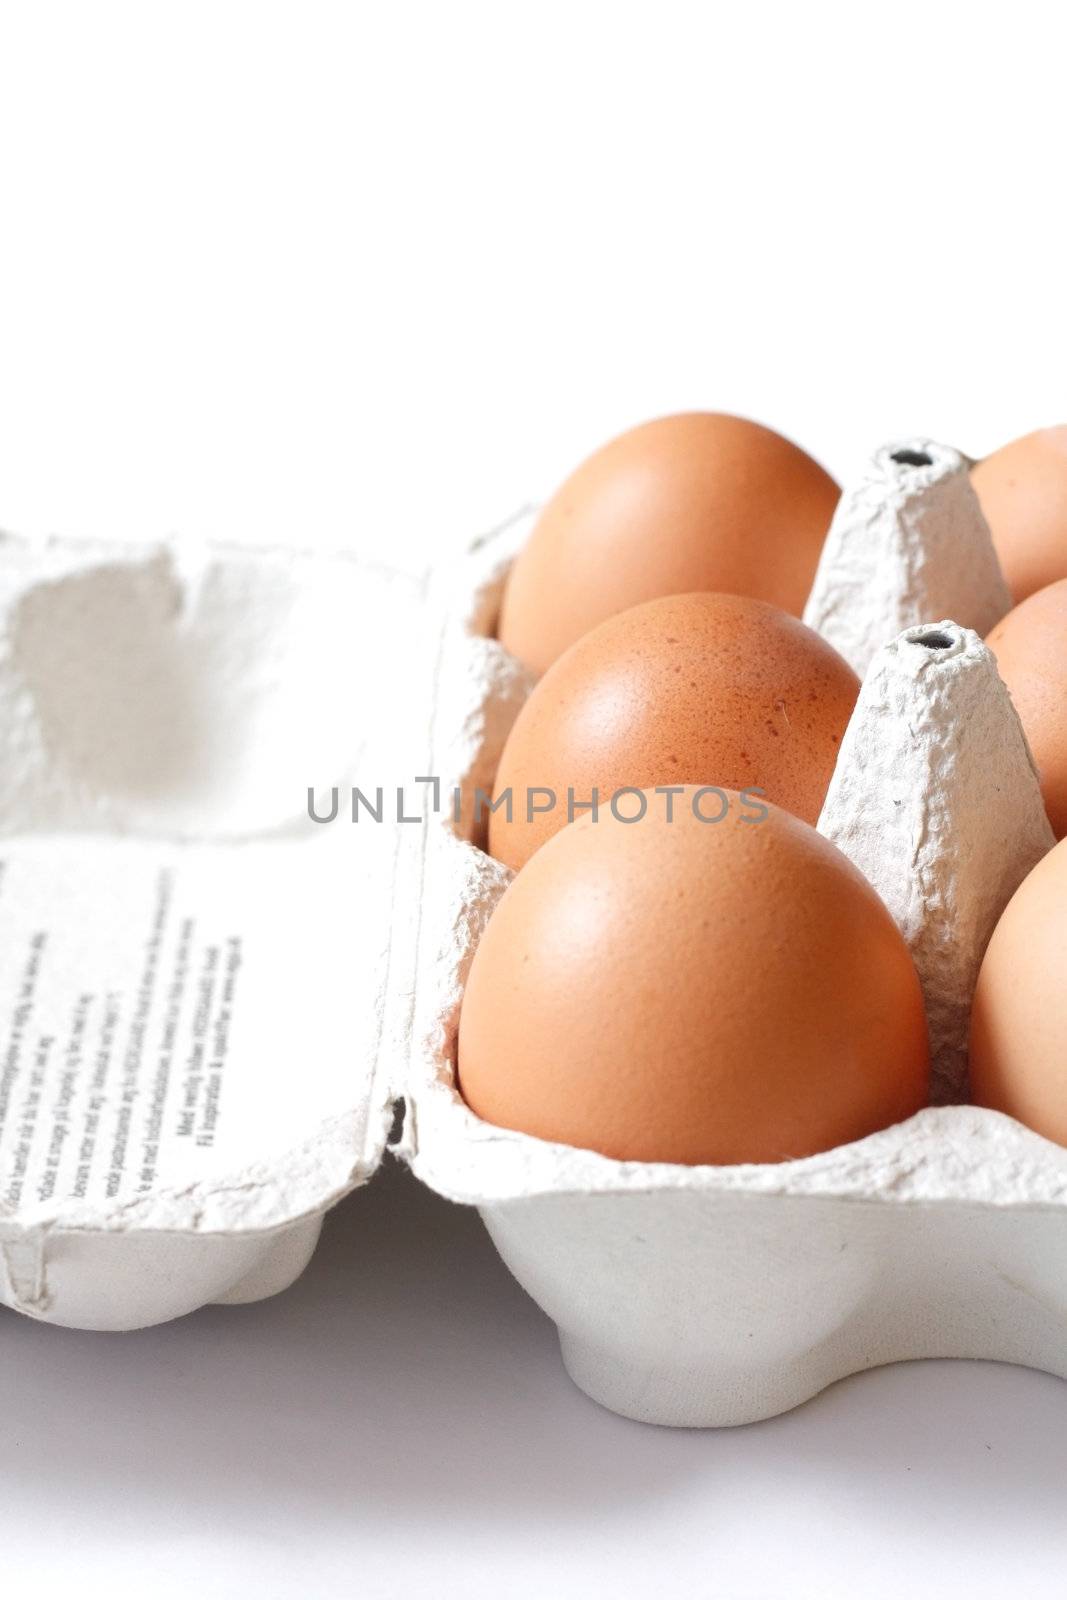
[0, 528, 438, 1327]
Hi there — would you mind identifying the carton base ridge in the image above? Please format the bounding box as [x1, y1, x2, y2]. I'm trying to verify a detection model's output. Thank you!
[556, 1331, 845, 1428]
[558, 1336, 1067, 1431]
[0, 1214, 327, 1331]
[482, 1185, 1067, 1427]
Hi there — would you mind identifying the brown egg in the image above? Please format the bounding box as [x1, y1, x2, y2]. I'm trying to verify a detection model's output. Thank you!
[498, 412, 839, 676]
[986, 580, 1067, 838]
[459, 792, 929, 1165]
[972, 426, 1067, 602]
[488, 591, 859, 872]
[971, 838, 1067, 1145]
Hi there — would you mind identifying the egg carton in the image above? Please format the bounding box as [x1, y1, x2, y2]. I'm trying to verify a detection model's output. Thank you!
[2, 440, 1065, 1430]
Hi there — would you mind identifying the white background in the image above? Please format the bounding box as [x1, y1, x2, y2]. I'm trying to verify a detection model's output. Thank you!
[1, 3, 1066, 1596]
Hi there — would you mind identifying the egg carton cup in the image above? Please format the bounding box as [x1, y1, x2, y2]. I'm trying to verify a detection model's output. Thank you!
[2, 441, 1064, 1430]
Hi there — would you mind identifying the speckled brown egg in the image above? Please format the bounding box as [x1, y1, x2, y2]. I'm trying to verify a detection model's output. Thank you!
[971, 838, 1067, 1145]
[459, 792, 929, 1166]
[498, 412, 840, 676]
[972, 426, 1067, 602]
[488, 591, 859, 872]
[986, 578, 1067, 838]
